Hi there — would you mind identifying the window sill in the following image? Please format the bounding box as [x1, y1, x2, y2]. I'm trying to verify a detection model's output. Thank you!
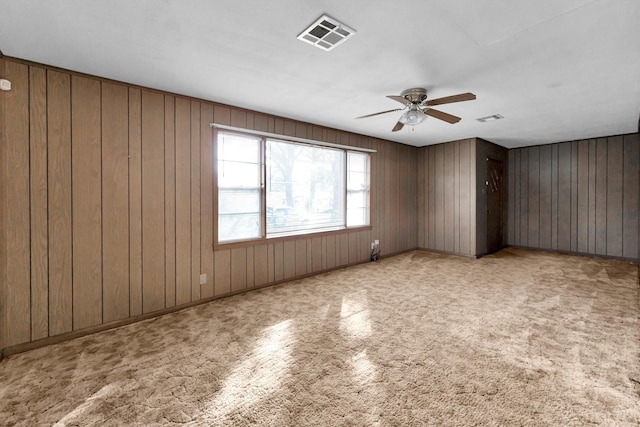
[213, 225, 373, 251]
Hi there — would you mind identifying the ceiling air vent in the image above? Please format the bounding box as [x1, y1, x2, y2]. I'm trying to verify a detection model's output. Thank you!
[297, 15, 356, 51]
[477, 114, 504, 123]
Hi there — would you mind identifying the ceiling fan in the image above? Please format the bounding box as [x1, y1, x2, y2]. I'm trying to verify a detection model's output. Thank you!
[356, 88, 476, 132]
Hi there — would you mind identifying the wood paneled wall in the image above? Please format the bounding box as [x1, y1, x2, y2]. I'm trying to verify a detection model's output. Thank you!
[417, 139, 477, 257]
[475, 139, 508, 256]
[507, 134, 639, 260]
[0, 57, 418, 352]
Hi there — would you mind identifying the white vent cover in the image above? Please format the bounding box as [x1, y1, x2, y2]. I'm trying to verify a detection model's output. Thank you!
[477, 114, 504, 123]
[297, 15, 356, 51]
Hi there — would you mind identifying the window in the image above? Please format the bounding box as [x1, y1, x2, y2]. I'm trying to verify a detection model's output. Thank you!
[216, 130, 370, 244]
[346, 151, 370, 227]
[266, 140, 344, 236]
[217, 132, 261, 242]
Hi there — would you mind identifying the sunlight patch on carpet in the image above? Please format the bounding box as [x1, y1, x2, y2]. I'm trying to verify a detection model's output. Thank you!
[340, 291, 372, 338]
[203, 319, 295, 420]
[53, 383, 117, 426]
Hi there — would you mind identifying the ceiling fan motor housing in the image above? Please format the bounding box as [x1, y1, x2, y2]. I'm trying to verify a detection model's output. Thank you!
[400, 88, 428, 104]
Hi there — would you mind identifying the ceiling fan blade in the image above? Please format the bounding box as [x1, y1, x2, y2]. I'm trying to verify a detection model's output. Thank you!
[387, 95, 411, 106]
[424, 108, 461, 124]
[425, 92, 476, 106]
[392, 121, 404, 132]
[356, 108, 403, 119]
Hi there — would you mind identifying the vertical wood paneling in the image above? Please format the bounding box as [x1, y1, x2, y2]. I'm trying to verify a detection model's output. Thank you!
[623, 134, 639, 259]
[231, 247, 247, 292]
[508, 135, 637, 260]
[312, 237, 322, 272]
[507, 150, 515, 244]
[213, 105, 231, 126]
[382, 141, 391, 255]
[513, 150, 521, 245]
[71, 76, 102, 330]
[595, 138, 608, 255]
[348, 232, 358, 264]
[190, 101, 201, 301]
[141, 90, 165, 313]
[29, 66, 49, 340]
[428, 146, 436, 249]
[214, 249, 230, 295]
[200, 103, 214, 298]
[557, 143, 571, 251]
[254, 244, 268, 286]
[246, 247, 255, 288]
[128, 87, 143, 317]
[538, 145, 552, 249]
[175, 98, 191, 305]
[434, 144, 445, 251]
[453, 143, 460, 253]
[101, 82, 130, 323]
[418, 139, 481, 257]
[459, 141, 471, 255]
[570, 142, 579, 252]
[606, 136, 623, 257]
[295, 239, 307, 277]
[338, 233, 350, 266]
[325, 235, 336, 269]
[4, 61, 31, 345]
[230, 109, 247, 128]
[527, 147, 540, 247]
[254, 114, 269, 132]
[283, 241, 296, 279]
[72, 75, 103, 330]
[359, 230, 370, 262]
[305, 237, 313, 273]
[266, 243, 275, 283]
[444, 143, 455, 252]
[273, 241, 284, 281]
[576, 140, 590, 253]
[550, 144, 559, 249]
[417, 149, 426, 248]
[164, 96, 177, 307]
[519, 149, 529, 247]
[468, 141, 477, 253]
[587, 139, 597, 253]
[48, 70, 74, 335]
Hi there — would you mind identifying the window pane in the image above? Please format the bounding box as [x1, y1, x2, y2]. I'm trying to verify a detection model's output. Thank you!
[266, 140, 345, 236]
[218, 160, 260, 188]
[347, 152, 370, 227]
[217, 132, 262, 242]
[219, 189, 260, 214]
[218, 133, 260, 162]
[218, 213, 260, 242]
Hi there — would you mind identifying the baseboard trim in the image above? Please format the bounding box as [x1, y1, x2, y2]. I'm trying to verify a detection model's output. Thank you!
[416, 247, 479, 259]
[506, 245, 639, 264]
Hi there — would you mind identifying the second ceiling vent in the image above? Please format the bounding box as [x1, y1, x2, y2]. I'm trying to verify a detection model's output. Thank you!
[297, 15, 356, 51]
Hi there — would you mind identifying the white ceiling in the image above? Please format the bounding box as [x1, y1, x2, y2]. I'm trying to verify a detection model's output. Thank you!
[1, 0, 639, 148]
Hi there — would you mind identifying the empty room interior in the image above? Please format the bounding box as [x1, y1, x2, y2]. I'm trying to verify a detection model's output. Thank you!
[1, 0, 639, 425]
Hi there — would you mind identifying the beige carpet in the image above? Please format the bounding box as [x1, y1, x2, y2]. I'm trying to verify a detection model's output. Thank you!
[1, 248, 639, 426]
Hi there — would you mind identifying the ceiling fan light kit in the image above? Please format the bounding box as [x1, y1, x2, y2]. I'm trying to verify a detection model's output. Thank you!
[357, 88, 476, 132]
[399, 108, 426, 126]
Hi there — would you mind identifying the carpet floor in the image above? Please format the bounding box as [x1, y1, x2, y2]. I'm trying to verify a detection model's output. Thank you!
[1, 248, 639, 426]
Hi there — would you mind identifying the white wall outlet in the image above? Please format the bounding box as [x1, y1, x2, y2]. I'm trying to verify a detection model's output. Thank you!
[0, 79, 11, 91]
[199, 273, 206, 285]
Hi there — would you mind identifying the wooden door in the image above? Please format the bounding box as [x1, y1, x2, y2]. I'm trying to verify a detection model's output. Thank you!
[486, 158, 504, 253]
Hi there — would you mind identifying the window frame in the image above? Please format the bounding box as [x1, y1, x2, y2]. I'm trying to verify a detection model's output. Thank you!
[213, 127, 372, 248]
